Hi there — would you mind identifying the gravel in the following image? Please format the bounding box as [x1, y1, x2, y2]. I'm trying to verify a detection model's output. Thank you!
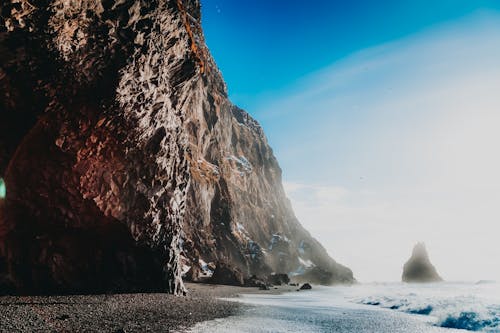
[0, 283, 255, 332]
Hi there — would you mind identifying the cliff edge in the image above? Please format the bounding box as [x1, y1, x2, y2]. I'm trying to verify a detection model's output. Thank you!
[0, 0, 353, 295]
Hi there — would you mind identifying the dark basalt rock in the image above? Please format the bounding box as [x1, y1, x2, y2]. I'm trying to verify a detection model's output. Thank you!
[299, 283, 312, 290]
[267, 273, 290, 286]
[402, 243, 443, 283]
[207, 262, 244, 286]
[244, 274, 266, 288]
[0, 0, 354, 295]
[244, 274, 269, 290]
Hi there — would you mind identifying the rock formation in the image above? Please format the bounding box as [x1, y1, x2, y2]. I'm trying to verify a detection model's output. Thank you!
[299, 283, 312, 290]
[0, 0, 353, 295]
[402, 243, 443, 283]
[267, 273, 290, 286]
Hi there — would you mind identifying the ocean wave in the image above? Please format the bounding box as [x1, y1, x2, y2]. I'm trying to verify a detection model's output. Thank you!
[357, 291, 500, 331]
[439, 311, 499, 331]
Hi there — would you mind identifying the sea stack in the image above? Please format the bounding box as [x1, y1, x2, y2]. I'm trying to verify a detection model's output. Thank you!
[402, 243, 443, 283]
[0, 0, 353, 295]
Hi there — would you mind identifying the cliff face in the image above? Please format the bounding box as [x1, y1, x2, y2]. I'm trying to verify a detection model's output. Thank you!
[0, 0, 353, 295]
[402, 243, 443, 283]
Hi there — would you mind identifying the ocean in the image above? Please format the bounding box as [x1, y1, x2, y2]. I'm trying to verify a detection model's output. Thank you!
[188, 282, 500, 332]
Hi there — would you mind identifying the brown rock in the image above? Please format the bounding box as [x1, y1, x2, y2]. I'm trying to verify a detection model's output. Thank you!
[0, 0, 354, 295]
[208, 262, 244, 286]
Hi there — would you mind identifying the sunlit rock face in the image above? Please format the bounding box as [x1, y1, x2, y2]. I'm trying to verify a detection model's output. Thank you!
[0, 0, 353, 295]
[402, 243, 443, 283]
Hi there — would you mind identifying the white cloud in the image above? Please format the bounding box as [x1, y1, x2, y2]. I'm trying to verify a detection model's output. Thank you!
[265, 12, 500, 282]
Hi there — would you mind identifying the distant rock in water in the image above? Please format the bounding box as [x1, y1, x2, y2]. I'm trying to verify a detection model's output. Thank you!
[402, 243, 443, 283]
[475, 280, 496, 285]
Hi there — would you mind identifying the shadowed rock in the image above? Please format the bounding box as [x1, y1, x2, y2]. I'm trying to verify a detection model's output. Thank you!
[267, 273, 290, 286]
[207, 262, 244, 286]
[0, 0, 354, 295]
[299, 283, 312, 290]
[402, 243, 443, 283]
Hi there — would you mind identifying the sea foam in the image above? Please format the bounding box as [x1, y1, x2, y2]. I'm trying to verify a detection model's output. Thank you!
[356, 282, 500, 331]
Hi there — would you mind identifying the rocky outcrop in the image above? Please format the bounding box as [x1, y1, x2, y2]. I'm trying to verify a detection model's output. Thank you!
[299, 283, 312, 290]
[402, 243, 443, 283]
[267, 273, 290, 286]
[207, 262, 244, 286]
[0, 0, 353, 295]
[244, 275, 268, 289]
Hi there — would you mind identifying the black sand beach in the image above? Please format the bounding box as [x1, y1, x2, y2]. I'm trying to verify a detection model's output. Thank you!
[0, 283, 257, 332]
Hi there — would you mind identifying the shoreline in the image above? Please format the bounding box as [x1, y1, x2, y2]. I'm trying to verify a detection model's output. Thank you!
[0, 282, 291, 332]
[2, 282, 496, 332]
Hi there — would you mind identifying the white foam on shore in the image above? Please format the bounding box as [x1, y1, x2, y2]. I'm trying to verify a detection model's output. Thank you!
[186, 283, 490, 332]
[355, 282, 500, 331]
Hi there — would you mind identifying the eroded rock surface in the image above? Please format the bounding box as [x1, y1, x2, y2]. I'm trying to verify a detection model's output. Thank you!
[402, 243, 443, 283]
[0, 0, 353, 295]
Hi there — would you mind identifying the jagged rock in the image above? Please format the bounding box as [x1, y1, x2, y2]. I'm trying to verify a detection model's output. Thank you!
[402, 243, 443, 283]
[207, 262, 244, 286]
[245, 275, 269, 290]
[299, 283, 312, 290]
[244, 274, 266, 287]
[184, 264, 202, 283]
[267, 273, 290, 286]
[0, 0, 354, 295]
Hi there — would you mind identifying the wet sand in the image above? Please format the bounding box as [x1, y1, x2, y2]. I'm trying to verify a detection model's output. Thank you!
[186, 285, 467, 333]
[0, 283, 276, 332]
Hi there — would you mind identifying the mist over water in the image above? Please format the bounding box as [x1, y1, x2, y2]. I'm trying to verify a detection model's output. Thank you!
[188, 282, 500, 333]
[265, 15, 500, 283]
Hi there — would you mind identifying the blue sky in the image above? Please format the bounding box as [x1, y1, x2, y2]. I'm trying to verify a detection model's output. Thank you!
[201, 1, 500, 281]
[201, 0, 500, 111]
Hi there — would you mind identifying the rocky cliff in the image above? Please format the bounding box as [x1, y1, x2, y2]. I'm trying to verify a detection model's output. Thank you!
[0, 0, 353, 295]
[402, 243, 443, 283]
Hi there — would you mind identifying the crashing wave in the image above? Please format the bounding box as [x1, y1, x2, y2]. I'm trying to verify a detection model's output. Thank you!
[357, 285, 500, 332]
[439, 311, 499, 331]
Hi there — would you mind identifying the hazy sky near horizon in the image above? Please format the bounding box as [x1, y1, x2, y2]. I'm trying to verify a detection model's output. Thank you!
[201, 1, 500, 282]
